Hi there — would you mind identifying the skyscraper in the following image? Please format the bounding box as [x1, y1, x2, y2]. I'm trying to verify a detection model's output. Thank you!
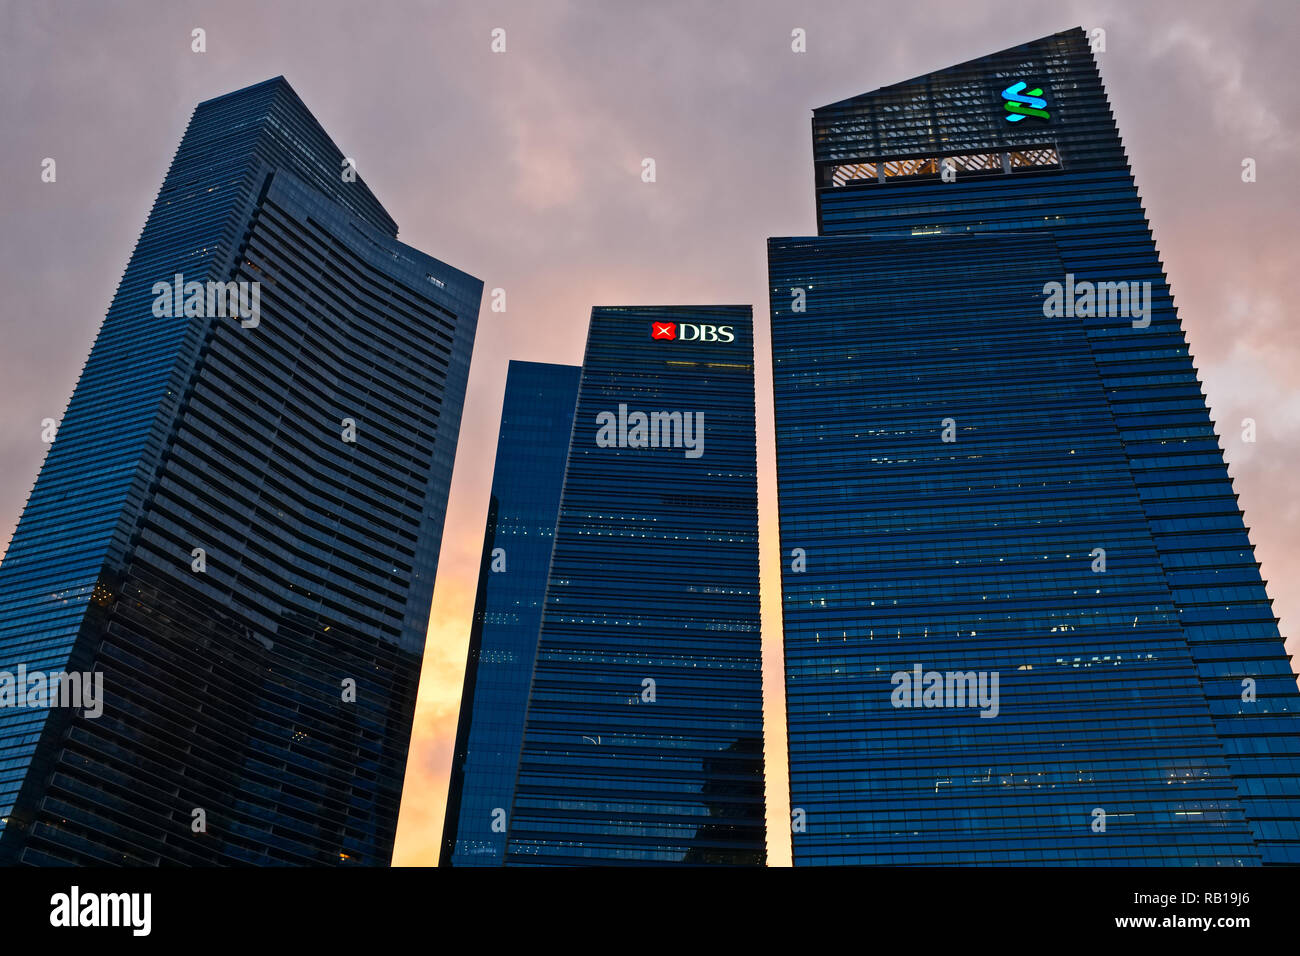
[502, 306, 766, 865]
[0, 77, 482, 865]
[772, 27, 1300, 864]
[442, 360, 581, 867]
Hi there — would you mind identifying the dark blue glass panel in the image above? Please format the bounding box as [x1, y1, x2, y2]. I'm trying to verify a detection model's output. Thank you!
[442, 361, 580, 867]
[774, 26, 1300, 865]
[0, 78, 480, 865]
[505, 306, 766, 865]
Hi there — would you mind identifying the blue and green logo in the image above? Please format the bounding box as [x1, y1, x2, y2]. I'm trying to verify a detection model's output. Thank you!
[1002, 81, 1049, 122]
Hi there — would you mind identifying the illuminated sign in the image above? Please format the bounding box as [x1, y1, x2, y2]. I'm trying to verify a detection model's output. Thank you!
[1001, 81, 1049, 122]
[650, 322, 735, 343]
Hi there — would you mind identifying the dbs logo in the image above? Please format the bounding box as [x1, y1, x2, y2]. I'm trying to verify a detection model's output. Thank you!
[649, 322, 735, 343]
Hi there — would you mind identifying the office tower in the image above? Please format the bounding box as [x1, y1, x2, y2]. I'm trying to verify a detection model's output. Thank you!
[503, 306, 765, 865]
[441, 361, 581, 867]
[0, 77, 482, 865]
[771, 27, 1300, 864]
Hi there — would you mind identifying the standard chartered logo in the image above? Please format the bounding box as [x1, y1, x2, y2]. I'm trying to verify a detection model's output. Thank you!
[1001, 81, 1049, 122]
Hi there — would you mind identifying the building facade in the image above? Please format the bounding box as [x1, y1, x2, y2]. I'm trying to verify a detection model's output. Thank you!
[442, 361, 581, 866]
[772, 27, 1300, 864]
[0, 77, 481, 865]
[503, 306, 766, 865]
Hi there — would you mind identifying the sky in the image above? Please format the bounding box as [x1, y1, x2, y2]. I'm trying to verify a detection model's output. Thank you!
[1, 0, 1297, 867]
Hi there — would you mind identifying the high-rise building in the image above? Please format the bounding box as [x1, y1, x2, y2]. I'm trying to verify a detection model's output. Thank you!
[442, 360, 581, 867]
[771, 27, 1300, 864]
[0, 77, 482, 865]
[502, 306, 766, 865]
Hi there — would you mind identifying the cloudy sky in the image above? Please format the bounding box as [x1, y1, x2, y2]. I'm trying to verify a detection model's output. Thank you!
[1, 0, 1297, 866]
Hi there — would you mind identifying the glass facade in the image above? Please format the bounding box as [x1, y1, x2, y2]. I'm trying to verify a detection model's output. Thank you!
[441, 361, 581, 866]
[773, 27, 1300, 864]
[504, 306, 765, 865]
[0, 77, 481, 865]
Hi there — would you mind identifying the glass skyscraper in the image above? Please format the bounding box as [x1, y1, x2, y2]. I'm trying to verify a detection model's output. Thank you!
[494, 306, 766, 865]
[772, 27, 1300, 864]
[0, 77, 482, 865]
[442, 360, 581, 867]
